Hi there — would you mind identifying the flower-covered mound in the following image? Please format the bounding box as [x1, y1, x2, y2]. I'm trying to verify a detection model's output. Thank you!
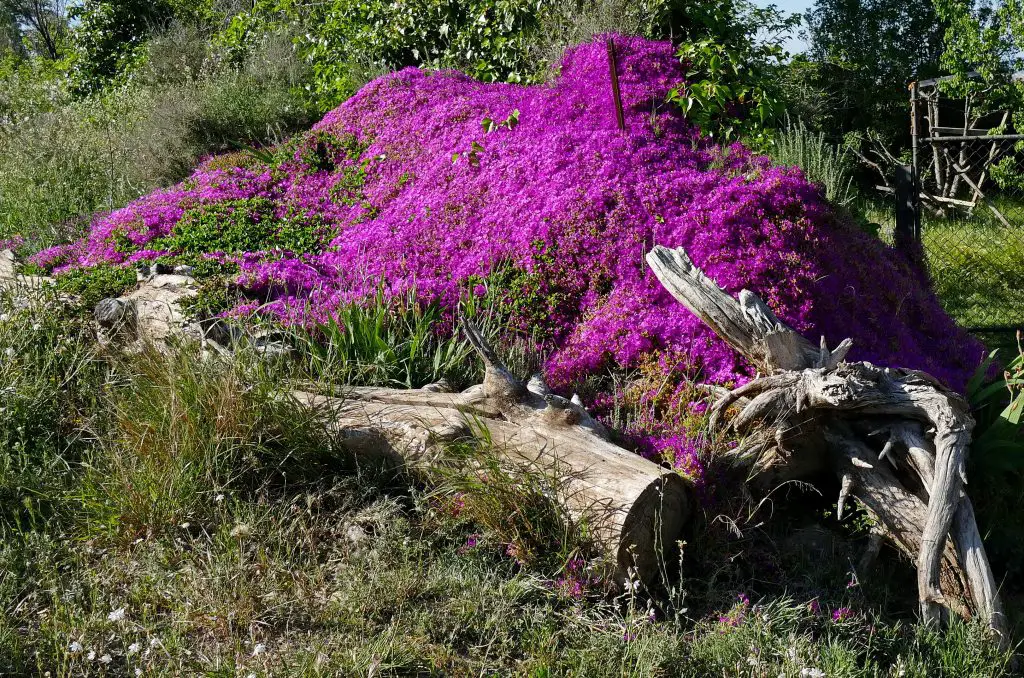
[35, 35, 981, 394]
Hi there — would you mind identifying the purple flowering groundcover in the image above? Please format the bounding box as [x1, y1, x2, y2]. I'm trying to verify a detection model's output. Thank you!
[33, 36, 980, 405]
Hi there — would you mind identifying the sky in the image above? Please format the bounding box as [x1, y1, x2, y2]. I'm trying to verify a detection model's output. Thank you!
[752, 0, 814, 54]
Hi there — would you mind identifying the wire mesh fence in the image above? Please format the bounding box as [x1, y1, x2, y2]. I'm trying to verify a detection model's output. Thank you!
[908, 79, 1024, 338]
[915, 135, 1024, 334]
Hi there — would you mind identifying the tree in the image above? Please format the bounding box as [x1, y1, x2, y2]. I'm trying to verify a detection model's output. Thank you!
[0, 4, 23, 57]
[934, 0, 1023, 127]
[0, 0, 70, 60]
[666, 0, 800, 145]
[804, 0, 947, 144]
[69, 0, 218, 92]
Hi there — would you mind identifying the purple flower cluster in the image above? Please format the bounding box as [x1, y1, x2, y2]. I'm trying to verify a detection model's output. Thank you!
[718, 592, 751, 627]
[32, 36, 982, 394]
[0, 235, 24, 252]
[831, 606, 854, 622]
[552, 556, 591, 600]
[638, 433, 707, 487]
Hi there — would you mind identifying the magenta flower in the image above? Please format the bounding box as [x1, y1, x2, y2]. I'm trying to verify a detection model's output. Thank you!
[832, 606, 853, 621]
[718, 592, 751, 627]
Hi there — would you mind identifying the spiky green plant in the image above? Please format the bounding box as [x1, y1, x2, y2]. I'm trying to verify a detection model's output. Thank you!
[769, 118, 856, 207]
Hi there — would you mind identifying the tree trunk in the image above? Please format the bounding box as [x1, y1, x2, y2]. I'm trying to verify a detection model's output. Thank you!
[292, 322, 691, 586]
[646, 244, 1006, 646]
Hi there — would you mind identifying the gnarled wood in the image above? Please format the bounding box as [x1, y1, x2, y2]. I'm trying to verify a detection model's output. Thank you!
[646, 244, 1006, 646]
[293, 322, 690, 586]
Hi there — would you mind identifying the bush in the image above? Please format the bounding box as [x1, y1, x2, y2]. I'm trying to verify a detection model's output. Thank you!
[0, 25, 314, 251]
[54, 263, 137, 309]
[40, 37, 983, 405]
[767, 118, 856, 206]
[0, 87, 147, 253]
[218, 0, 688, 110]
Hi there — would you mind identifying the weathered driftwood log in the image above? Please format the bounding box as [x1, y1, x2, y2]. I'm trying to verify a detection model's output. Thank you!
[646, 245, 1006, 645]
[292, 322, 690, 584]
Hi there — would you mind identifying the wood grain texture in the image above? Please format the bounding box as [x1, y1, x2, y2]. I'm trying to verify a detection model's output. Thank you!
[645, 244, 1005, 646]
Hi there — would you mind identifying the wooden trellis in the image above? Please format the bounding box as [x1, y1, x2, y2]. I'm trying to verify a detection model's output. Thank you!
[910, 74, 1022, 225]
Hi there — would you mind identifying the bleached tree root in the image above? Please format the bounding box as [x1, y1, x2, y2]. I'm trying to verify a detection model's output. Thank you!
[292, 323, 691, 585]
[646, 245, 1006, 646]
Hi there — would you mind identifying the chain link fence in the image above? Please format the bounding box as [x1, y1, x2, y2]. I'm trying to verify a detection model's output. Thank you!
[917, 135, 1024, 333]
[909, 79, 1024, 343]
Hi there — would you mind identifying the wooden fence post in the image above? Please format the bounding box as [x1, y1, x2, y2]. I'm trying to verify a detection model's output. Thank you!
[895, 165, 920, 250]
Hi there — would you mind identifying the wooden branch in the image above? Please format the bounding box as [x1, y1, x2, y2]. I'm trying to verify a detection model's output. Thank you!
[646, 246, 822, 373]
[645, 244, 1006, 646]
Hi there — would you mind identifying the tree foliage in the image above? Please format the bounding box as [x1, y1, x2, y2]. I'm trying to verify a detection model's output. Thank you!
[667, 0, 797, 146]
[68, 0, 220, 93]
[804, 0, 946, 144]
[0, 0, 70, 60]
[934, 0, 1024, 127]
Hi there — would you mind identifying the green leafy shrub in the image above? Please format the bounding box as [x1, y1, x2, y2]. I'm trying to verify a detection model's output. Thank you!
[54, 263, 137, 309]
[178, 276, 244, 320]
[966, 338, 1024, 576]
[152, 198, 331, 255]
[667, 0, 797, 146]
[969, 341, 1024, 467]
[69, 0, 177, 93]
[217, 0, 692, 110]
[221, 0, 554, 109]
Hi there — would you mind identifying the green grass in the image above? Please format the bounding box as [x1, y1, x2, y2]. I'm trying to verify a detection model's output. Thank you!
[0, 281, 1020, 676]
[863, 195, 1024, 334]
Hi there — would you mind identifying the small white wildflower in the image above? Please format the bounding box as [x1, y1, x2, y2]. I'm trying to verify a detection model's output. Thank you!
[246, 674, 256, 678]
[150, 637, 159, 647]
[128, 642, 141, 654]
[215, 493, 225, 503]
[98, 654, 112, 664]
[252, 642, 267, 656]
[786, 646, 798, 661]
[4, 347, 13, 358]
[800, 669, 826, 678]
[87, 650, 96, 661]
[135, 669, 143, 677]
[31, 323, 41, 331]
[108, 607, 126, 622]
[69, 641, 83, 653]
[230, 523, 252, 538]
[0, 313, 8, 322]
[180, 522, 190, 529]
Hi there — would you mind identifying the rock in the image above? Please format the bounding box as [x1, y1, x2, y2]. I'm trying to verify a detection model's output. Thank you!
[195, 317, 244, 347]
[127, 274, 197, 343]
[345, 523, 370, 546]
[94, 298, 138, 337]
[0, 250, 14, 280]
[0, 250, 52, 290]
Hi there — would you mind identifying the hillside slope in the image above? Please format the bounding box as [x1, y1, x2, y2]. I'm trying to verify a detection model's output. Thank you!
[33, 36, 981, 390]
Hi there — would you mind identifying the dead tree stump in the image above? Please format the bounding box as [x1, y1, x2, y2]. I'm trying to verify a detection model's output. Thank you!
[646, 244, 1006, 645]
